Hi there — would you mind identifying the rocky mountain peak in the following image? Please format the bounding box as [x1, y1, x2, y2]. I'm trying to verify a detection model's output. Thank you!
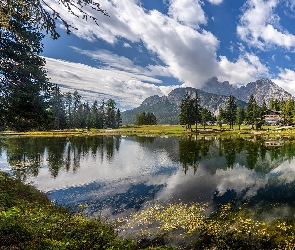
[201, 77, 292, 105]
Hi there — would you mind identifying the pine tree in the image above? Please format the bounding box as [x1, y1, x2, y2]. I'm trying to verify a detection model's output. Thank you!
[90, 101, 99, 128]
[105, 99, 116, 128]
[224, 95, 237, 129]
[200, 108, 211, 129]
[50, 85, 66, 129]
[179, 92, 194, 131]
[98, 100, 105, 129]
[193, 91, 201, 131]
[115, 109, 122, 128]
[281, 98, 293, 125]
[245, 95, 259, 129]
[0, 12, 52, 131]
[236, 107, 245, 130]
[217, 108, 225, 130]
[64, 92, 73, 128]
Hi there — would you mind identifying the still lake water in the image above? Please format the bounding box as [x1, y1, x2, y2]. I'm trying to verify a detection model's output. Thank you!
[1, 135, 295, 219]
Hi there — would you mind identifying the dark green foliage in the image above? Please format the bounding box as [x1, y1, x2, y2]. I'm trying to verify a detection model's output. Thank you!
[200, 107, 214, 129]
[0, 0, 110, 132]
[179, 136, 213, 173]
[179, 91, 200, 131]
[46, 91, 120, 130]
[236, 107, 245, 130]
[115, 108, 122, 128]
[0, 172, 135, 250]
[0, 11, 52, 131]
[136, 112, 157, 125]
[245, 95, 260, 129]
[179, 92, 193, 130]
[223, 95, 237, 129]
[50, 85, 67, 129]
[105, 99, 116, 128]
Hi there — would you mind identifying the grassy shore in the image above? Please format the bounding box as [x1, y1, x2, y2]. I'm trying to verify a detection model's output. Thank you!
[3, 171, 295, 249]
[0, 171, 178, 249]
[1, 124, 295, 138]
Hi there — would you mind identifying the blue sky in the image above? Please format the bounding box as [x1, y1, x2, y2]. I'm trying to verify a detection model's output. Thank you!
[41, 0, 295, 110]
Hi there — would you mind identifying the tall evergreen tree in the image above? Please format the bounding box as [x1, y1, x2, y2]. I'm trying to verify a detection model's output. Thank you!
[72, 90, 81, 128]
[115, 109, 122, 128]
[0, 11, 52, 131]
[193, 91, 201, 131]
[269, 99, 280, 110]
[280, 99, 293, 125]
[217, 108, 225, 130]
[236, 107, 245, 130]
[64, 92, 73, 128]
[90, 101, 100, 128]
[224, 95, 237, 129]
[259, 101, 267, 127]
[105, 99, 116, 128]
[200, 107, 211, 129]
[179, 92, 194, 131]
[98, 100, 106, 129]
[50, 85, 66, 129]
[245, 95, 259, 129]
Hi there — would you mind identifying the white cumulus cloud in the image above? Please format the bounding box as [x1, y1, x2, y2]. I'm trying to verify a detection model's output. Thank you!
[218, 53, 270, 84]
[238, 0, 295, 50]
[168, 0, 207, 28]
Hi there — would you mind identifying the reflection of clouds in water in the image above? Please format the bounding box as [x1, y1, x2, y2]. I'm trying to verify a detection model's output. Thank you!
[214, 163, 267, 199]
[155, 165, 216, 203]
[155, 159, 295, 204]
[6, 136, 295, 219]
[271, 159, 295, 183]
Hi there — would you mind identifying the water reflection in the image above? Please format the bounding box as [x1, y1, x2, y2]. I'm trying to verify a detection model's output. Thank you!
[0, 136, 122, 179]
[1, 135, 295, 218]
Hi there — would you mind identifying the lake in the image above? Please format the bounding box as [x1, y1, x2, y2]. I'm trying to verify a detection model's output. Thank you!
[1, 135, 295, 220]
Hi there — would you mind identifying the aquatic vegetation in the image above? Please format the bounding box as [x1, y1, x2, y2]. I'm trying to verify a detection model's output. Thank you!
[119, 202, 295, 249]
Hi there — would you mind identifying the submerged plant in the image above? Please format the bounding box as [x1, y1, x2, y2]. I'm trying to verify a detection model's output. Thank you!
[118, 202, 295, 249]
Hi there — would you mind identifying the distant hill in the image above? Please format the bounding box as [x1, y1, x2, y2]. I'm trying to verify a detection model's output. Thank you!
[122, 87, 247, 125]
[201, 77, 293, 106]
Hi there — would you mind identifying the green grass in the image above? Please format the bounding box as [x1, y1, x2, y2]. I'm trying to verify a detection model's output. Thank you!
[0, 172, 178, 250]
[3, 171, 295, 249]
[2, 124, 295, 138]
[0, 172, 137, 249]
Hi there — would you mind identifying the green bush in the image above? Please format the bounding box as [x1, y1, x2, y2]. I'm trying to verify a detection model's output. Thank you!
[0, 172, 135, 249]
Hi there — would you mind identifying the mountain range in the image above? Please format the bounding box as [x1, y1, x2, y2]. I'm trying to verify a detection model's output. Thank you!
[121, 78, 293, 125]
[201, 77, 292, 105]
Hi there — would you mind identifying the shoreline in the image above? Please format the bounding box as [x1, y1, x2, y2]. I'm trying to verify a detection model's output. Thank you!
[1, 124, 295, 138]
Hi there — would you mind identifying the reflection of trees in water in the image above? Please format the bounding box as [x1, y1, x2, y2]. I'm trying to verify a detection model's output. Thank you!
[135, 136, 156, 145]
[179, 136, 213, 174]
[3, 137, 45, 180]
[2, 136, 121, 180]
[179, 137, 295, 174]
[4, 135, 295, 180]
[0, 138, 5, 158]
